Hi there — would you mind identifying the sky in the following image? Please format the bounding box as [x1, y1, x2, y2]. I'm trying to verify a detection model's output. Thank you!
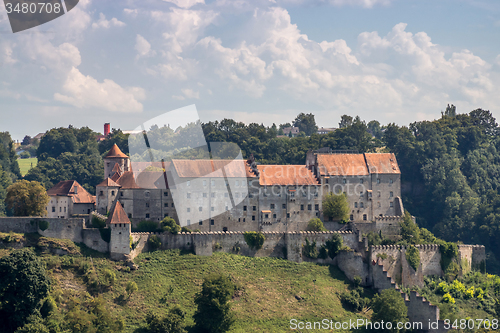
[1, 0, 500, 141]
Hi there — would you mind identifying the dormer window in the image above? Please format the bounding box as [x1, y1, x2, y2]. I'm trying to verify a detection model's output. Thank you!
[74, 186, 78, 194]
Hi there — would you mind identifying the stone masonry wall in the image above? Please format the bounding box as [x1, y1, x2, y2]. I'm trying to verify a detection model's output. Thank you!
[82, 228, 109, 253]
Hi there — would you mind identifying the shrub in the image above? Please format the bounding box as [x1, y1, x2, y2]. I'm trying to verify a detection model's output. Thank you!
[146, 306, 187, 333]
[38, 220, 49, 231]
[243, 232, 265, 250]
[464, 286, 475, 299]
[437, 281, 449, 294]
[92, 215, 106, 229]
[102, 269, 116, 288]
[449, 279, 466, 297]
[181, 226, 192, 233]
[322, 192, 349, 222]
[371, 289, 408, 332]
[307, 218, 327, 232]
[353, 276, 362, 288]
[376, 253, 388, 260]
[442, 292, 455, 304]
[406, 245, 420, 271]
[148, 235, 162, 251]
[161, 217, 181, 234]
[318, 245, 328, 259]
[136, 220, 160, 232]
[303, 238, 318, 259]
[325, 233, 343, 259]
[340, 289, 365, 312]
[126, 281, 138, 299]
[440, 242, 458, 273]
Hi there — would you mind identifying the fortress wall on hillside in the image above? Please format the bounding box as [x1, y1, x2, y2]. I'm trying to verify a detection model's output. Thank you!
[38, 218, 85, 243]
[0, 217, 44, 233]
[82, 228, 109, 253]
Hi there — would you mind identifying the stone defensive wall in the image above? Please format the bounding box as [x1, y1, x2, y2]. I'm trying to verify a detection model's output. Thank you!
[0, 217, 86, 243]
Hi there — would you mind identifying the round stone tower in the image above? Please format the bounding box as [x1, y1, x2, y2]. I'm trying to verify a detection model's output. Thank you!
[104, 144, 130, 178]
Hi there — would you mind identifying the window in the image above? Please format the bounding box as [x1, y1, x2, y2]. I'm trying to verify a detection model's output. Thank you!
[203, 193, 207, 198]
[120, 192, 123, 197]
[64, 207, 66, 212]
[146, 213, 150, 218]
[252, 215, 255, 221]
[343, 178, 346, 184]
[223, 227, 228, 232]
[187, 208, 191, 212]
[100, 191, 103, 195]
[187, 180, 191, 186]
[378, 202, 381, 208]
[199, 220, 203, 225]
[243, 206, 247, 211]
[111, 191, 115, 196]
[377, 179, 380, 184]
[235, 180, 239, 187]
[224, 193, 229, 198]
[225, 206, 229, 211]
[265, 214, 269, 218]
[187, 219, 191, 224]
[308, 204, 312, 211]
[360, 191, 363, 196]
[253, 206, 256, 211]
[164, 213, 169, 217]
[325, 178, 329, 184]
[270, 204, 275, 209]
[203, 180, 207, 187]
[187, 193, 191, 199]
[287, 213, 290, 218]
[300, 204, 304, 211]
[273, 214, 276, 219]
[354, 202, 358, 208]
[210, 219, 214, 225]
[225, 180, 229, 186]
[146, 202, 149, 208]
[172, 203, 174, 208]
[235, 193, 240, 198]
[378, 191, 381, 197]
[363, 214, 367, 221]
[390, 191, 393, 198]
[59, 207, 62, 212]
[243, 218, 246, 222]
[211, 192, 215, 198]
[282, 204, 286, 209]
[211, 207, 214, 211]
[145, 191, 150, 197]
[164, 191, 168, 197]
[211, 180, 215, 186]
[315, 204, 319, 211]
[128, 213, 132, 218]
[52, 207, 55, 212]
[350, 214, 354, 221]
[360, 179, 364, 184]
[199, 207, 203, 211]
[164, 203, 168, 207]
[390, 179, 393, 184]
[390, 202, 394, 207]
[360, 202, 364, 208]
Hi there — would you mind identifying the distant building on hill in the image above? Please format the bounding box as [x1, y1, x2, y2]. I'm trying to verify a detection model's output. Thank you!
[317, 127, 337, 135]
[282, 127, 300, 137]
[45, 180, 96, 218]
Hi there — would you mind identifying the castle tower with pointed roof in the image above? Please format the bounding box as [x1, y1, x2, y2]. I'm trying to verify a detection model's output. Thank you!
[108, 201, 132, 260]
[104, 144, 130, 179]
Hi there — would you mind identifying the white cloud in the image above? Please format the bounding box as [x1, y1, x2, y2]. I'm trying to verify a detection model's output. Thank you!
[181, 88, 200, 99]
[163, 0, 205, 9]
[135, 35, 154, 58]
[92, 13, 126, 29]
[54, 67, 145, 112]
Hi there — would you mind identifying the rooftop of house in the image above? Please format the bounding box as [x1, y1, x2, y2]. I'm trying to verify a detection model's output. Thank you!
[316, 153, 400, 176]
[47, 180, 95, 204]
[105, 144, 128, 159]
[282, 127, 299, 135]
[257, 165, 319, 186]
[171, 159, 255, 178]
[107, 202, 131, 224]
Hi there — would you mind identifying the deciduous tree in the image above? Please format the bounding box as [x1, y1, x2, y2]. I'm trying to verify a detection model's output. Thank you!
[5, 180, 49, 216]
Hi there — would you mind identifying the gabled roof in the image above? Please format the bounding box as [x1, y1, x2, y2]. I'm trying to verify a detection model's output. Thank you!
[115, 171, 140, 189]
[135, 171, 168, 189]
[111, 163, 122, 176]
[96, 178, 121, 187]
[316, 154, 369, 176]
[257, 165, 319, 186]
[364, 153, 400, 174]
[130, 161, 170, 173]
[107, 202, 130, 224]
[171, 159, 255, 178]
[47, 180, 95, 204]
[105, 144, 128, 158]
[110, 172, 121, 182]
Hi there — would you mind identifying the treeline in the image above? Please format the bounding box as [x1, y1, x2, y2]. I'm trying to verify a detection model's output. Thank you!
[0, 132, 20, 216]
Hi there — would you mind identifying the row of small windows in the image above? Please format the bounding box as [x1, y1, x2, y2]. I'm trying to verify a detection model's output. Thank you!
[51, 207, 66, 213]
[355, 201, 394, 208]
[186, 192, 246, 199]
[186, 180, 248, 187]
[325, 178, 394, 184]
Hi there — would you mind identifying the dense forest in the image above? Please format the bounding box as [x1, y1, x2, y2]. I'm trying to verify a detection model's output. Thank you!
[3, 106, 500, 272]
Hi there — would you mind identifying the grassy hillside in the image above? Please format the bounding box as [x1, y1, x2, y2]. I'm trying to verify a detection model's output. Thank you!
[18, 157, 37, 176]
[0, 235, 374, 332]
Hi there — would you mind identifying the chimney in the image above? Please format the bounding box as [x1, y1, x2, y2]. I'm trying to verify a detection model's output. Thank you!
[104, 123, 110, 136]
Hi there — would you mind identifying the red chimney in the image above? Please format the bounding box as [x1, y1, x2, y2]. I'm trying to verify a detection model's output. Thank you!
[104, 123, 110, 136]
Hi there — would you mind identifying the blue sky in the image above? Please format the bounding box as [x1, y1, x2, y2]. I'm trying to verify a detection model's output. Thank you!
[1, 0, 500, 141]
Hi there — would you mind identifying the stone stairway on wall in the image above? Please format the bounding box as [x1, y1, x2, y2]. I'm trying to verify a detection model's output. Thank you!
[372, 259, 447, 333]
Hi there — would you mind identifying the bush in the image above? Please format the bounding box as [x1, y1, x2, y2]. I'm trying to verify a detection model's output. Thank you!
[38, 220, 49, 231]
[161, 217, 181, 234]
[243, 232, 265, 250]
[92, 215, 106, 229]
[318, 245, 328, 259]
[303, 238, 318, 259]
[322, 192, 349, 222]
[325, 233, 343, 259]
[126, 281, 138, 299]
[181, 226, 192, 233]
[102, 269, 116, 288]
[406, 245, 420, 271]
[437, 281, 449, 294]
[146, 306, 187, 333]
[371, 289, 408, 332]
[307, 218, 327, 232]
[443, 292, 455, 304]
[340, 289, 365, 312]
[148, 235, 162, 251]
[136, 220, 160, 232]
[353, 276, 362, 288]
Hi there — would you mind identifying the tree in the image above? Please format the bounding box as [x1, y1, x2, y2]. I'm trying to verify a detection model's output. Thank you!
[146, 307, 187, 333]
[21, 135, 32, 146]
[293, 113, 318, 136]
[0, 165, 13, 216]
[307, 218, 327, 231]
[0, 249, 51, 332]
[339, 115, 353, 128]
[193, 274, 235, 333]
[400, 211, 420, 244]
[161, 217, 181, 234]
[126, 281, 138, 299]
[322, 192, 349, 222]
[371, 289, 408, 333]
[325, 233, 343, 259]
[5, 180, 49, 216]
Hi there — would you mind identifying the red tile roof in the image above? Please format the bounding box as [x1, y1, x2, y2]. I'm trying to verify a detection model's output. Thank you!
[47, 180, 95, 204]
[135, 171, 167, 189]
[364, 153, 400, 174]
[107, 202, 130, 224]
[111, 163, 122, 176]
[130, 161, 170, 173]
[316, 154, 369, 176]
[105, 144, 128, 158]
[257, 165, 319, 186]
[96, 178, 121, 187]
[110, 172, 121, 182]
[171, 159, 255, 178]
[115, 171, 140, 189]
